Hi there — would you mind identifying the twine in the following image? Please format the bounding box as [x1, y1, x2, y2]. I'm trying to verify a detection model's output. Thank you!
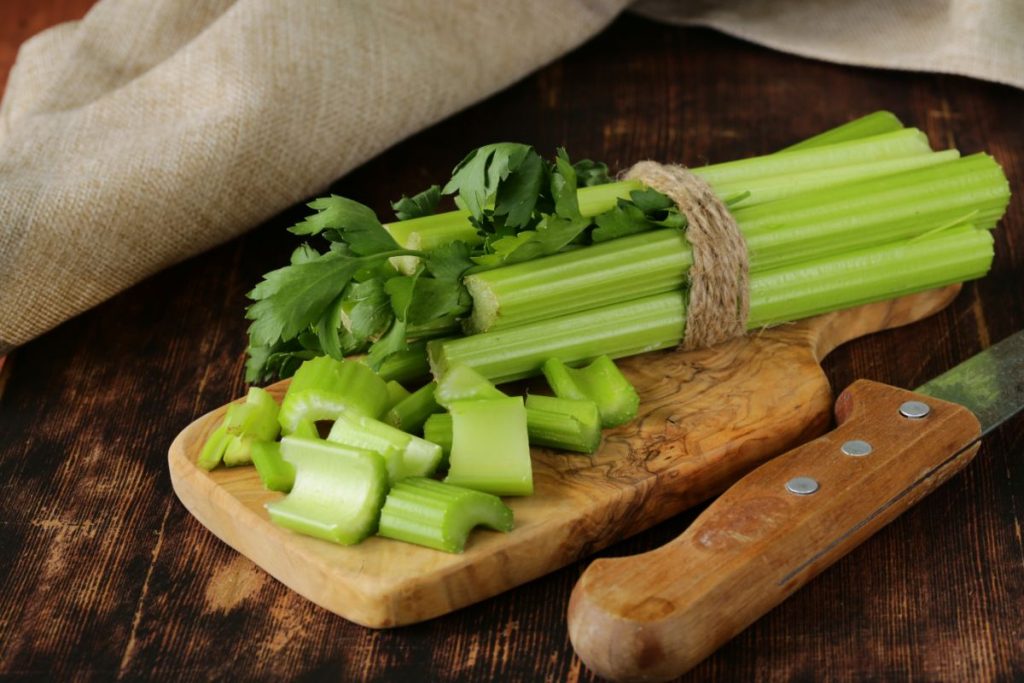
[624, 161, 750, 350]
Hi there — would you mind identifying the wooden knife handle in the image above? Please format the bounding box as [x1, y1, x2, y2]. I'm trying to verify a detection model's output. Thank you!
[567, 380, 982, 682]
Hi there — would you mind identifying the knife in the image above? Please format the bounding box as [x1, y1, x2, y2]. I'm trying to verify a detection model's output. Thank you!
[567, 330, 1024, 682]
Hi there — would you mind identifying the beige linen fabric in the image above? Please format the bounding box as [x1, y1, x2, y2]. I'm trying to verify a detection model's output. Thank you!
[635, 0, 1024, 90]
[1, 0, 1021, 351]
[0, 0, 628, 352]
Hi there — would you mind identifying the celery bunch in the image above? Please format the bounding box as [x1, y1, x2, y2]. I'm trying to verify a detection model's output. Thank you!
[244, 111, 1009, 389]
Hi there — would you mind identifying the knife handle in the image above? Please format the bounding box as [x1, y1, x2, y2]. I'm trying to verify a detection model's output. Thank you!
[567, 380, 982, 682]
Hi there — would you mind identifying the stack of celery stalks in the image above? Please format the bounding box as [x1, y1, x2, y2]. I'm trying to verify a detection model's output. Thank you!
[199, 112, 1009, 553]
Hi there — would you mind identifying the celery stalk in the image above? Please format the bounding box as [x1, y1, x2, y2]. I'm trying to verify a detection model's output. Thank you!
[432, 225, 994, 383]
[279, 356, 389, 434]
[445, 397, 533, 496]
[541, 356, 638, 428]
[266, 437, 389, 545]
[326, 413, 442, 482]
[780, 111, 904, 152]
[251, 441, 295, 492]
[384, 381, 441, 434]
[377, 478, 513, 553]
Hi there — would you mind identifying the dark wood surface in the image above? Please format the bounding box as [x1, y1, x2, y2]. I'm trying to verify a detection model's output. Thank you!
[1, 3, 1022, 681]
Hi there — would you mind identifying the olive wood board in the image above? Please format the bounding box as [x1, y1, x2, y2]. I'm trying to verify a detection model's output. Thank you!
[168, 285, 959, 628]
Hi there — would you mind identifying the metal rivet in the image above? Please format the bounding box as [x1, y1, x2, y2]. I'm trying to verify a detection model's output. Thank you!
[785, 477, 819, 495]
[899, 400, 931, 419]
[841, 439, 872, 457]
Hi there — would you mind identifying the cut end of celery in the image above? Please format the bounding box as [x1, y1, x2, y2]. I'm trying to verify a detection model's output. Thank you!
[435, 364, 506, 407]
[542, 356, 639, 428]
[462, 275, 500, 335]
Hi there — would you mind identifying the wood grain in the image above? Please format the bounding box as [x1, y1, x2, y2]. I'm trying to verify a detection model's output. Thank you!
[1, 7, 1022, 681]
[568, 380, 982, 681]
[169, 287, 959, 628]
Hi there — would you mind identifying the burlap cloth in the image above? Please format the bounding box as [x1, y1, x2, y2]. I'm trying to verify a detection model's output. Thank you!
[2, 0, 1020, 352]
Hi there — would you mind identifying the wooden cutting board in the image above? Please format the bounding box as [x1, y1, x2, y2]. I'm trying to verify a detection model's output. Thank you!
[169, 286, 958, 628]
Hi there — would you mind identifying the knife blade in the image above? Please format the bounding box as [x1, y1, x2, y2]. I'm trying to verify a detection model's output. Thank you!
[568, 330, 1024, 682]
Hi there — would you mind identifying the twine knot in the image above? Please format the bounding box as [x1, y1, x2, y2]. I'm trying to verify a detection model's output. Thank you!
[625, 161, 749, 350]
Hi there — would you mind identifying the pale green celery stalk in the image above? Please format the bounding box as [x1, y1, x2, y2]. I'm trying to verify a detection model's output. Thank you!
[423, 397, 602, 455]
[541, 356, 638, 428]
[712, 149, 959, 207]
[327, 413, 442, 482]
[445, 397, 533, 496]
[251, 441, 295, 492]
[434, 294, 685, 384]
[385, 382, 441, 433]
[384, 380, 411, 412]
[431, 226, 994, 383]
[746, 224, 993, 325]
[780, 111, 903, 152]
[377, 478, 513, 553]
[383, 123, 932, 259]
[266, 437, 388, 545]
[465, 153, 1009, 332]
[279, 356, 390, 434]
[369, 341, 431, 384]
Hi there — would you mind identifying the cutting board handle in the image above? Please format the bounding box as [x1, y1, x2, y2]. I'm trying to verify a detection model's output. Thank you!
[567, 380, 981, 682]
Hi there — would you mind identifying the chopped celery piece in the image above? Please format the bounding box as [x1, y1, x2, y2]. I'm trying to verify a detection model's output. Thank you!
[385, 381, 441, 434]
[384, 380, 411, 412]
[542, 356, 639, 428]
[327, 413, 442, 481]
[377, 478, 513, 553]
[198, 424, 232, 471]
[199, 387, 281, 470]
[223, 436, 256, 467]
[435, 365, 506, 407]
[224, 387, 280, 441]
[445, 397, 532, 496]
[251, 441, 294, 492]
[371, 341, 431, 384]
[279, 356, 389, 434]
[423, 413, 453, 456]
[266, 437, 388, 545]
[423, 398, 602, 455]
[524, 394, 602, 453]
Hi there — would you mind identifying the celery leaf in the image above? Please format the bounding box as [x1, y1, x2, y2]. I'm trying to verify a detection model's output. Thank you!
[392, 185, 441, 221]
[289, 195, 400, 256]
[246, 250, 362, 348]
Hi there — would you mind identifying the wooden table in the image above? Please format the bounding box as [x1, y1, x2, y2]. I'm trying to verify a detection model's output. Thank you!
[2, 3, 1022, 680]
